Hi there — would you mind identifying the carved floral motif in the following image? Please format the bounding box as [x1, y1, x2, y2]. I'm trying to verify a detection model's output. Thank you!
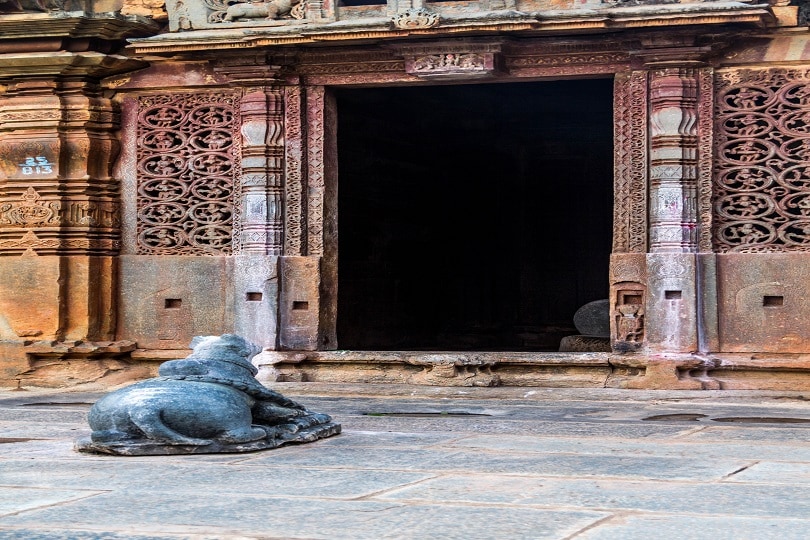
[713, 69, 810, 252]
[136, 93, 240, 255]
[392, 8, 439, 30]
[0, 187, 60, 227]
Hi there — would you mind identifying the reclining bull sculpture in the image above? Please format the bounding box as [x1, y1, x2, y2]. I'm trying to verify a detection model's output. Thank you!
[76, 334, 340, 455]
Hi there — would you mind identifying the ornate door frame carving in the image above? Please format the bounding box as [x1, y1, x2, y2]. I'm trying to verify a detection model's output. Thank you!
[208, 38, 722, 352]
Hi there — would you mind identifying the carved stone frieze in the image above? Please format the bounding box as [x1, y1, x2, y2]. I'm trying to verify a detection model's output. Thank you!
[135, 92, 241, 256]
[713, 68, 810, 253]
[507, 52, 629, 68]
[296, 61, 405, 76]
[0, 187, 60, 227]
[0, 230, 121, 256]
[406, 53, 496, 79]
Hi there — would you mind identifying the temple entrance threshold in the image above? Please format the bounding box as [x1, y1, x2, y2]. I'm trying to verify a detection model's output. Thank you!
[335, 80, 615, 353]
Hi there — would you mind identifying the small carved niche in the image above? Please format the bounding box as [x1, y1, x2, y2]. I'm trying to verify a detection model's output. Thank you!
[613, 283, 645, 348]
[763, 295, 784, 307]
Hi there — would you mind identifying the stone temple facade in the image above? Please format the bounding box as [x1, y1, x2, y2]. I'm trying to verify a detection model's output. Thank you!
[1, 0, 809, 390]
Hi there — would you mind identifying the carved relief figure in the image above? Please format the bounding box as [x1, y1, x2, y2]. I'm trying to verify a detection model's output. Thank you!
[412, 53, 485, 72]
[223, 0, 301, 20]
[617, 304, 644, 343]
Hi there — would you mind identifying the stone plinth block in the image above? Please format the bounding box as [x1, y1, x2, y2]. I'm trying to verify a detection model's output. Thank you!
[716, 253, 810, 354]
[76, 334, 340, 455]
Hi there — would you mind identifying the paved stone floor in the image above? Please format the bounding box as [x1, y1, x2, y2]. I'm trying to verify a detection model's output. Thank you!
[1, 383, 809, 539]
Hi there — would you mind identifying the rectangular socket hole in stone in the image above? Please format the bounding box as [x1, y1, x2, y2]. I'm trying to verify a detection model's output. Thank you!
[665, 290, 682, 300]
[292, 301, 309, 311]
[763, 295, 784, 307]
[165, 298, 182, 309]
[246, 292, 263, 302]
[622, 294, 642, 305]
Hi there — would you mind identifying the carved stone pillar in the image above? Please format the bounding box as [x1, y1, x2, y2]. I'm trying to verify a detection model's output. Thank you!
[648, 67, 700, 253]
[628, 41, 714, 354]
[610, 71, 649, 352]
[609, 40, 716, 356]
[218, 65, 285, 256]
[215, 62, 287, 348]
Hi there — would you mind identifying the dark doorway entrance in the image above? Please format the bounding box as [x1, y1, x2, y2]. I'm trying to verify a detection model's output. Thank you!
[336, 79, 614, 351]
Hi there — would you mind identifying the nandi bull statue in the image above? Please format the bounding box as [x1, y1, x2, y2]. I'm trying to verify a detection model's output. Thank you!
[76, 334, 340, 455]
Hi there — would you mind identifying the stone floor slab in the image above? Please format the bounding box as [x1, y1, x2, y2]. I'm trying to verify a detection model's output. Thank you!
[576, 515, 810, 540]
[685, 426, 810, 443]
[375, 474, 810, 518]
[0, 487, 103, 517]
[342, 416, 698, 438]
[0, 458, 434, 498]
[245, 444, 750, 480]
[0, 492, 609, 540]
[314, 430, 466, 449]
[443, 434, 810, 461]
[0, 530, 203, 540]
[2, 386, 810, 539]
[724, 461, 810, 485]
